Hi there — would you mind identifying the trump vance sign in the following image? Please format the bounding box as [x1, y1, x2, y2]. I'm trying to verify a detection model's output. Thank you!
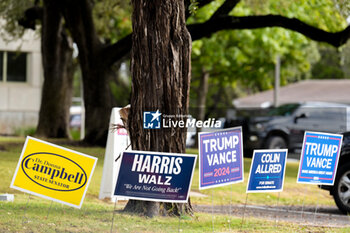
[198, 127, 244, 190]
[297, 131, 343, 185]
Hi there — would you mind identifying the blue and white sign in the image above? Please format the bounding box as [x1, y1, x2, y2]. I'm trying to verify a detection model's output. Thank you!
[143, 110, 162, 129]
[297, 131, 343, 185]
[199, 127, 244, 190]
[114, 150, 196, 203]
[247, 149, 288, 193]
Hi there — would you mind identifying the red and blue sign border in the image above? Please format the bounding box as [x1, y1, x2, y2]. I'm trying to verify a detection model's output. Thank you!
[198, 126, 244, 190]
[297, 131, 343, 186]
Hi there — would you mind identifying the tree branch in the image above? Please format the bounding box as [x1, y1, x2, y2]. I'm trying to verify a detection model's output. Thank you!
[184, 0, 191, 19]
[62, 0, 102, 62]
[210, 0, 240, 19]
[105, 14, 350, 66]
[197, 0, 215, 8]
[102, 34, 132, 66]
[188, 15, 350, 47]
[18, 6, 43, 30]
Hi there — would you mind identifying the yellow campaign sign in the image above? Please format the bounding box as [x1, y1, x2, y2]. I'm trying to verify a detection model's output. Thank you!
[10, 136, 97, 208]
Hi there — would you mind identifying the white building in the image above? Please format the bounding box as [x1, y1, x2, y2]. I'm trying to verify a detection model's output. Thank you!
[0, 21, 42, 134]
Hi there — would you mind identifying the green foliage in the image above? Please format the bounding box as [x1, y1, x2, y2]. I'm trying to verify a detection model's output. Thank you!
[339, 41, 350, 78]
[14, 127, 36, 137]
[333, 0, 350, 18]
[188, 0, 347, 117]
[93, 0, 132, 43]
[311, 41, 350, 79]
[190, 27, 320, 117]
[0, 0, 34, 40]
[311, 46, 345, 79]
[189, 0, 200, 15]
[0, 0, 132, 45]
[243, 0, 347, 31]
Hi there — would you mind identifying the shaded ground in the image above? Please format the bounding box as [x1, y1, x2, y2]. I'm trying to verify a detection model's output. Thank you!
[194, 204, 350, 227]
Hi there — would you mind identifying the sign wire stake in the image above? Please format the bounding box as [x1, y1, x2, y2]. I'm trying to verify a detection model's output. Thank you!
[110, 199, 117, 233]
[241, 193, 248, 231]
[211, 189, 214, 233]
[313, 194, 319, 225]
[275, 192, 280, 227]
[300, 186, 307, 224]
[229, 184, 233, 232]
[46, 201, 53, 219]
[22, 194, 31, 224]
[177, 213, 181, 233]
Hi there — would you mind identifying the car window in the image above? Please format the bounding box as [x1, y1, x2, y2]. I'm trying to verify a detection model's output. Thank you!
[296, 107, 346, 120]
[295, 107, 320, 118]
[267, 104, 300, 116]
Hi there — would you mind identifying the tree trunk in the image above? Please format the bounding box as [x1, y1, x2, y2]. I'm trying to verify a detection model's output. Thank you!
[62, 0, 116, 146]
[125, 0, 192, 217]
[82, 67, 116, 146]
[36, 0, 73, 138]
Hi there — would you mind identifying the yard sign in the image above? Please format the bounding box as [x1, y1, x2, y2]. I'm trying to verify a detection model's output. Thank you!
[297, 131, 343, 185]
[199, 127, 244, 190]
[114, 150, 197, 203]
[10, 136, 97, 208]
[247, 149, 288, 193]
[99, 107, 131, 201]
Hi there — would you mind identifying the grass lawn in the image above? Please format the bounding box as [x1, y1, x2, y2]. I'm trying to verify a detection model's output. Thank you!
[3, 197, 347, 233]
[0, 137, 347, 232]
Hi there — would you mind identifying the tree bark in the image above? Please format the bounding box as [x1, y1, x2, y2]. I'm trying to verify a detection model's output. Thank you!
[36, 0, 73, 138]
[62, 0, 116, 146]
[124, 0, 192, 217]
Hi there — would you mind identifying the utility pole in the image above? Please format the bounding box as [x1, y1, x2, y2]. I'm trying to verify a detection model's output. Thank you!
[274, 55, 281, 107]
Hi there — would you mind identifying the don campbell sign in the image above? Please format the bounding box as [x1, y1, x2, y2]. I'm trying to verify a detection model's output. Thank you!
[114, 151, 197, 203]
[11, 137, 97, 208]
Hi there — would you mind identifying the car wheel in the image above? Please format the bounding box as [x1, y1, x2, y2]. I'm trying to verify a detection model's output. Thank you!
[333, 163, 350, 214]
[265, 136, 287, 149]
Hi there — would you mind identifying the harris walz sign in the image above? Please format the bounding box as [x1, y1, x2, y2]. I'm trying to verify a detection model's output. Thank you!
[114, 151, 197, 203]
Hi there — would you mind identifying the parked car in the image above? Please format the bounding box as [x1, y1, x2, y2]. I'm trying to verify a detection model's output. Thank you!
[225, 102, 349, 154]
[320, 131, 350, 214]
[69, 106, 82, 129]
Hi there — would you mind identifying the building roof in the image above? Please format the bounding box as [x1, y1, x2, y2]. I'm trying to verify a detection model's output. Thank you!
[233, 79, 350, 108]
